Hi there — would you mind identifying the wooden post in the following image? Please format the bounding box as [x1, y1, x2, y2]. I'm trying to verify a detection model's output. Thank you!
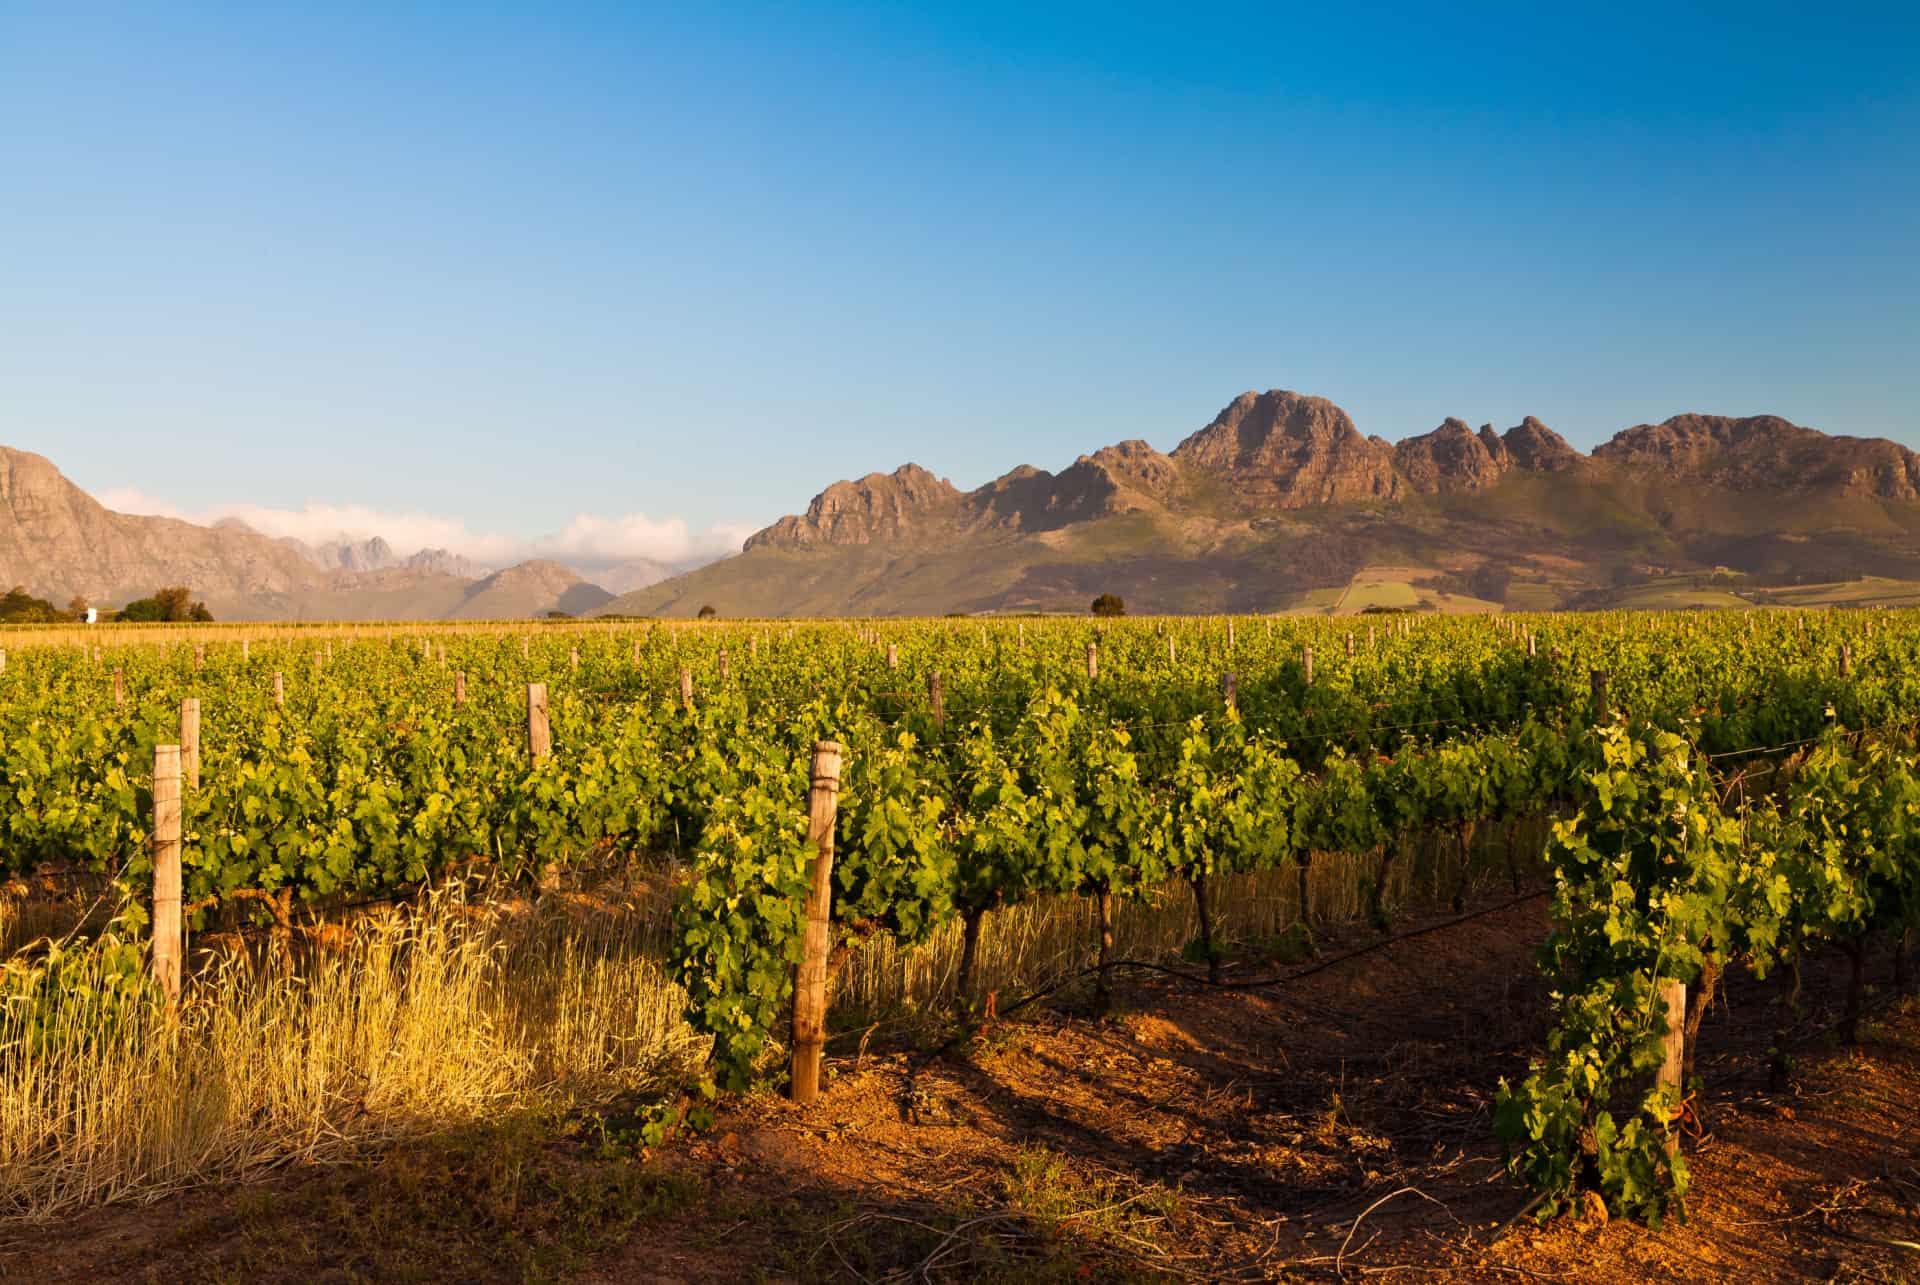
[0, 649, 7, 673]
[194, 643, 205, 669]
[1167, 637, 1176, 664]
[1657, 978, 1686, 1143]
[718, 648, 730, 681]
[151, 744, 183, 1008]
[1086, 641, 1098, 680]
[113, 667, 126, 705]
[1527, 630, 1536, 657]
[1345, 632, 1353, 659]
[273, 671, 285, 706]
[632, 637, 642, 664]
[1223, 670, 1237, 711]
[1591, 669, 1610, 713]
[929, 669, 944, 729]
[1227, 619, 1235, 649]
[886, 643, 898, 671]
[527, 683, 551, 761]
[791, 741, 844, 1104]
[570, 646, 580, 673]
[180, 698, 201, 790]
[1303, 645, 1314, 686]
[1368, 624, 1376, 651]
[312, 651, 321, 678]
[242, 638, 249, 662]
[679, 666, 694, 711]
[521, 636, 530, 660]
[454, 670, 467, 706]
[1841, 644, 1853, 677]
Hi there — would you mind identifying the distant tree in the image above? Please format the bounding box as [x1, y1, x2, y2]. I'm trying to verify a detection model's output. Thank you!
[696, 604, 718, 619]
[0, 586, 64, 623]
[67, 595, 91, 617]
[1090, 593, 1126, 618]
[154, 586, 193, 619]
[119, 586, 211, 622]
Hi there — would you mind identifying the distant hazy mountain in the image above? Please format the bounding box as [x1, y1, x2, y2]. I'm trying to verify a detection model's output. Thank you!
[0, 446, 610, 620]
[596, 389, 1920, 617]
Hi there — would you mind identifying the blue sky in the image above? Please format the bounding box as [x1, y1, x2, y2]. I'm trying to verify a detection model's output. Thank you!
[3, 2, 1916, 564]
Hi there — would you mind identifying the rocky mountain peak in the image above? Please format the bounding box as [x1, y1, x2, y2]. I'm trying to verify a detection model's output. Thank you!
[1500, 416, 1583, 472]
[744, 462, 964, 549]
[1171, 389, 1399, 508]
[1393, 418, 1511, 494]
[1595, 414, 1920, 499]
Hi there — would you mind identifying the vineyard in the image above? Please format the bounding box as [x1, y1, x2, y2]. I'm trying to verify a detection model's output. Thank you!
[2, 611, 1918, 1257]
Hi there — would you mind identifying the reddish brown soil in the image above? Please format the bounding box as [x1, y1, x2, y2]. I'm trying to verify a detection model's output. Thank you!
[5, 896, 1916, 1283]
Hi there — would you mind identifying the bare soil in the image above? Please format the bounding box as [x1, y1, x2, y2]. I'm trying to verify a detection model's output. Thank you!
[4, 894, 1916, 1283]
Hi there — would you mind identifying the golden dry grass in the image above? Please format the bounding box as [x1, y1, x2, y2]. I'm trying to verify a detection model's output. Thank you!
[0, 879, 704, 1220]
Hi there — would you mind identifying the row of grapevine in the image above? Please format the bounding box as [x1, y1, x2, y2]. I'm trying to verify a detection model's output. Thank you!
[4, 610, 1918, 1221]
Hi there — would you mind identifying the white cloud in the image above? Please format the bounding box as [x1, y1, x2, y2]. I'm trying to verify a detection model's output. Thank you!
[95, 488, 752, 570]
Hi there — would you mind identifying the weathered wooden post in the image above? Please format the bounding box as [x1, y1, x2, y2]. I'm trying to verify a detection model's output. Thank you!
[273, 670, 285, 706]
[113, 667, 126, 705]
[454, 670, 467, 706]
[1656, 978, 1686, 1149]
[1086, 641, 1098, 680]
[718, 648, 730, 681]
[242, 638, 249, 662]
[1223, 670, 1237, 711]
[1303, 645, 1314, 686]
[886, 643, 898, 671]
[1345, 632, 1354, 659]
[1591, 669, 1610, 714]
[929, 669, 945, 729]
[180, 698, 201, 790]
[570, 646, 580, 673]
[527, 683, 551, 761]
[679, 666, 694, 711]
[791, 741, 844, 1104]
[1167, 637, 1176, 664]
[1841, 644, 1853, 677]
[194, 643, 205, 669]
[151, 744, 183, 1008]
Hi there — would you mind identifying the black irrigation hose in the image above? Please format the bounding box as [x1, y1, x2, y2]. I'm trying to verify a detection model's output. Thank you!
[899, 887, 1552, 1078]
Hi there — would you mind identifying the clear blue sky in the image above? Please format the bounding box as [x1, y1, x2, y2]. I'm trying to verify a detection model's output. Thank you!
[4, 2, 1917, 561]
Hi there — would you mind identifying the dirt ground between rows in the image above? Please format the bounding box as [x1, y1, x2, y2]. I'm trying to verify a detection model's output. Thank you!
[4, 895, 1916, 1283]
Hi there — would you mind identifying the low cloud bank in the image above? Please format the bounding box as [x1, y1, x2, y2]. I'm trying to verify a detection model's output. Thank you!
[96, 488, 753, 573]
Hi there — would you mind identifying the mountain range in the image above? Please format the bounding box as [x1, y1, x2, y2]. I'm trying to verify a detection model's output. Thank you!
[0, 445, 621, 620]
[595, 389, 1920, 617]
[10, 389, 1920, 620]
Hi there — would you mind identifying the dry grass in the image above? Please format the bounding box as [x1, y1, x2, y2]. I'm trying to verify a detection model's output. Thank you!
[0, 878, 705, 1220]
[0, 815, 1543, 1222]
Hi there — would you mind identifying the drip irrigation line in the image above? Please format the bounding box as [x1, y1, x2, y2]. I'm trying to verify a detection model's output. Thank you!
[901, 887, 1551, 1078]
